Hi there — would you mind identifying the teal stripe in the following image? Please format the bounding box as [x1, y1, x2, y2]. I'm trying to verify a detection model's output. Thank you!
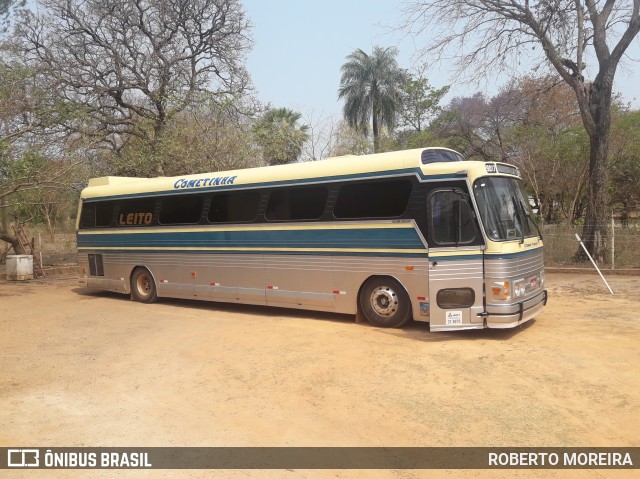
[77, 227, 426, 251]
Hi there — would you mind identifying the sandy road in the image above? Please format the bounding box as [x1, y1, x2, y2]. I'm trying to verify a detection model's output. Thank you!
[1, 272, 639, 479]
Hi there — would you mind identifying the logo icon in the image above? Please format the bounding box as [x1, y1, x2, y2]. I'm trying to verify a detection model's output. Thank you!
[7, 449, 39, 468]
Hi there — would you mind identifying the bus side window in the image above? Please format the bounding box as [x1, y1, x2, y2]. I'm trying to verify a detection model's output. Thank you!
[266, 186, 328, 221]
[80, 204, 96, 228]
[209, 191, 260, 223]
[80, 202, 115, 228]
[334, 180, 412, 219]
[429, 190, 476, 245]
[159, 195, 203, 225]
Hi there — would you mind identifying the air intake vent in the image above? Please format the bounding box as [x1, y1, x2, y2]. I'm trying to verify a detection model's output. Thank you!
[88, 254, 104, 276]
[421, 149, 464, 165]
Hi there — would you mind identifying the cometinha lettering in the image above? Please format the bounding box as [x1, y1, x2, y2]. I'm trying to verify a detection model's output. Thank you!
[173, 175, 238, 189]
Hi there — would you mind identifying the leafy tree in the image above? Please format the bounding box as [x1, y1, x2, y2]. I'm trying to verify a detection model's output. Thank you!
[511, 123, 590, 224]
[430, 77, 592, 224]
[393, 69, 449, 150]
[608, 109, 640, 225]
[404, 0, 640, 262]
[0, 53, 85, 252]
[398, 69, 449, 133]
[507, 77, 589, 224]
[338, 46, 404, 153]
[253, 107, 309, 166]
[15, 0, 252, 176]
[115, 94, 260, 177]
[328, 121, 373, 157]
[11, 176, 78, 240]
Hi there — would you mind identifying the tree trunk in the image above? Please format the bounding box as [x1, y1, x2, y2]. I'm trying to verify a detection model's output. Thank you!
[372, 110, 380, 153]
[578, 135, 609, 263]
[568, 163, 588, 224]
[153, 117, 166, 176]
[0, 197, 6, 232]
[0, 232, 25, 255]
[45, 213, 56, 242]
[544, 195, 554, 224]
[576, 80, 611, 263]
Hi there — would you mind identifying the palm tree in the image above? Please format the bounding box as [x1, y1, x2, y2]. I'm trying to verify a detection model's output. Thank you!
[253, 107, 309, 165]
[338, 46, 404, 153]
[261, 107, 306, 129]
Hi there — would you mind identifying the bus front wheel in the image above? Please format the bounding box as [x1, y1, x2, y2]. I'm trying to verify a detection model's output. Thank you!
[359, 277, 412, 328]
[131, 267, 158, 303]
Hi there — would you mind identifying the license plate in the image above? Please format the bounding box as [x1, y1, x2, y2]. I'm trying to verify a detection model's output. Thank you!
[445, 311, 463, 325]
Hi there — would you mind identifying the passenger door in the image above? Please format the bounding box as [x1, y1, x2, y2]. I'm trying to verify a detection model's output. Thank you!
[427, 188, 485, 331]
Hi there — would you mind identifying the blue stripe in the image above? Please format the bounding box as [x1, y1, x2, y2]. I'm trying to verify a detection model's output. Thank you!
[77, 227, 426, 251]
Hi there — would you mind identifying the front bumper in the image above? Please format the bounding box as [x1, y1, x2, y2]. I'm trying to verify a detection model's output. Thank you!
[485, 289, 548, 329]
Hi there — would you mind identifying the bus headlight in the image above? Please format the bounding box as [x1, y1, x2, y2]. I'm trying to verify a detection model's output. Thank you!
[513, 279, 525, 298]
[491, 281, 511, 301]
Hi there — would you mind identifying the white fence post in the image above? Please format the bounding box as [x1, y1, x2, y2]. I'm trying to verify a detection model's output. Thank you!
[611, 216, 615, 270]
[575, 234, 614, 294]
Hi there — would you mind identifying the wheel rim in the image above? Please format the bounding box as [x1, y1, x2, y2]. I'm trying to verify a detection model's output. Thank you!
[136, 272, 152, 298]
[370, 286, 399, 317]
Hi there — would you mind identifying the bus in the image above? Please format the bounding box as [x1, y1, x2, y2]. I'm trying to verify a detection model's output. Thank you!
[76, 147, 547, 331]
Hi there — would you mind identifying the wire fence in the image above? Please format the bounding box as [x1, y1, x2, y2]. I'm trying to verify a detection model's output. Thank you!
[542, 223, 640, 269]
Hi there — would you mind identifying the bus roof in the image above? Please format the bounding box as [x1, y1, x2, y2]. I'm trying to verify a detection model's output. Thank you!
[81, 147, 520, 200]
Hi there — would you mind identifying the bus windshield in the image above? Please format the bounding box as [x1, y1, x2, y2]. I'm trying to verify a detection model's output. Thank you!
[473, 177, 539, 242]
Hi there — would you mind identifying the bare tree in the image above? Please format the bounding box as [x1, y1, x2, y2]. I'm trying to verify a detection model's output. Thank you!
[15, 0, 252, 176]
[434, 90, 524, 162]
[404, 0, 640, 262]
[300, 110, 340, 162]
[0, 0, 24, 33]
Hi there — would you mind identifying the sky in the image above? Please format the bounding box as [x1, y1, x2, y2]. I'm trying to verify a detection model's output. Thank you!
[243, 0, 640, 119]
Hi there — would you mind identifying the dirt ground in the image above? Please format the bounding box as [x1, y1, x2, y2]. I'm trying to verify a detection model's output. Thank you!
[1, 272, 639, 479]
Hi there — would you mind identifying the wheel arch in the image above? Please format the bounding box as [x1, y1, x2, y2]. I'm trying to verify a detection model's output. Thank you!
[356, 274, 414, 325]
[129, 264, 159, 298]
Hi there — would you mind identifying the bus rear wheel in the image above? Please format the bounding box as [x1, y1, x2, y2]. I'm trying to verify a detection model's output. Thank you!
[131, 267, 158, 303]
[359, 277, 412, 328]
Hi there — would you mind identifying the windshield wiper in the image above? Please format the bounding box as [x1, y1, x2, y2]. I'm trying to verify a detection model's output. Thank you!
[523, 204, 543, 240]
[511, 195, 526, 244]
[513, 196, 543, 242]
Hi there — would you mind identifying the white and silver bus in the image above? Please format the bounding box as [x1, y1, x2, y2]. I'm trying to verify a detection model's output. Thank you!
[77, 147, 547, 331]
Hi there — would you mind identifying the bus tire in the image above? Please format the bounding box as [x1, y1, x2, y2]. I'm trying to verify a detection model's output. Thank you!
[131, 267, 158, 304]
[359, 276, 412, 328]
